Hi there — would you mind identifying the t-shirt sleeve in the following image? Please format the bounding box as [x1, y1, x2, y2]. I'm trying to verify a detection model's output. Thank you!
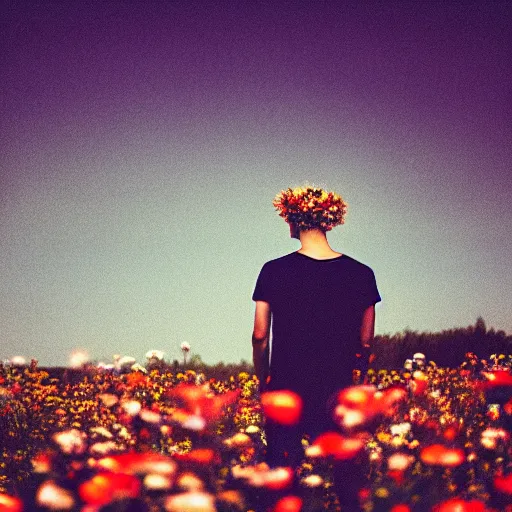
[361, 267, 381, 308]
[252, 263, 272, 303]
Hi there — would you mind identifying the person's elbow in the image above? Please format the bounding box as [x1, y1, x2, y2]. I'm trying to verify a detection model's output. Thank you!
[252, 331, 269, 349]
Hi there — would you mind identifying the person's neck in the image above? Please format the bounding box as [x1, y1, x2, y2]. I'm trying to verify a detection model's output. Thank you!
[297, 229, 340, 257]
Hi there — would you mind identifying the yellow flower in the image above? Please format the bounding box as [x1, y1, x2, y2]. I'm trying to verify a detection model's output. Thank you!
[375, 487, 389, 498]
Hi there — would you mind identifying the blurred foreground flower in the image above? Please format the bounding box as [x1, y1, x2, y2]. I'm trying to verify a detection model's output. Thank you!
[37, 480, 75, 510]
[431, 498, 487, 512]
[334, 385, 407, 430]
[167, 383, 240, 429]
[95, 452, 177, 477]
[479, 370, 512, 389]
[0, 494, 23, 512]
[79, 473, 140, 506]
[232, 463, 294, 490]
[308, 431, 365, 460]
[165, 491, 216, 512]
[494, 473, 512, 495]
[261, 390, 303, 425]
[420, 444, 465, 467]
[271, 495, 303, 512]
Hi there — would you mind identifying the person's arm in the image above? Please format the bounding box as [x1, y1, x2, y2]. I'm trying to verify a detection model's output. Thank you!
[252, 300, 271, 391]
[360, 304, 376, 369]
[361, 304, 375, 347]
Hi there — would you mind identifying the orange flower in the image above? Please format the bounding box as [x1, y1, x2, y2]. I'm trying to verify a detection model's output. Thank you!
[261, 390, 303, 426]
[174, 448, 220, 465]
[0, 494, 23, 512]
[96, 452, 177, 477]
[167, 384, 240, 424]
[126, 372, 148, 387]
[334, 385, 407, 429]
[410, 371, 428, 395]
[337, 385, 376, 409]
[480, 370, 512, 389]
[420, 444, 465, 467]
[311, 431, 365, 460]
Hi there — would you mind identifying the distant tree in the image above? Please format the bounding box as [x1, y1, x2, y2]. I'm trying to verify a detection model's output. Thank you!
[475, 316, 487, 335]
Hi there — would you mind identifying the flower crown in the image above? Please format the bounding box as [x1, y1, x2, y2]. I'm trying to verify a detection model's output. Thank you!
[273, 185, 348, 231]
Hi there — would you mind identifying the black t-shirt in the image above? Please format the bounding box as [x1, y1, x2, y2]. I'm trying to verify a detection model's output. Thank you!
[252, 251, 381, 393]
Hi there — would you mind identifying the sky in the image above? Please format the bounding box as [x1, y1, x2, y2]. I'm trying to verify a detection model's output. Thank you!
[1, 1, 511, 367]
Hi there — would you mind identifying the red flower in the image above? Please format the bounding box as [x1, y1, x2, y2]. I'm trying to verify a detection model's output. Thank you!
[261, 390, 303, 426]
[167, 384, 240, 423]
[391, 506, 412, 512]
[494, 473, 512, 495]
[10, 382, 22, 395]
[272, 495, 303, 512]
[0, 494, 23, 512]
[337, 385, 376, 409]
[431, 498, 487, 512]
[125, 372, 148, 387]
[311, 432, 365, 460]
[420, 444, 465, 467]
[480, 370, 512, 389]
[96, 452, 177, 476]
[410, 371, 428, 395]
[334, 385, 407, 428]
[388, 469, 406, 485]
[174, 448, 220, 465]
[79, 473, 140, 505]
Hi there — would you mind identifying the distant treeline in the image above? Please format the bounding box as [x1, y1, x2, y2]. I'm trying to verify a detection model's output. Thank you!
[36, 318, 510, 380]
[372, 317, 511, 368]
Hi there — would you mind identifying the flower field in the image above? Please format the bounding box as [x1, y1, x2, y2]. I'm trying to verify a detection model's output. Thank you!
[0, 355, 511, 511]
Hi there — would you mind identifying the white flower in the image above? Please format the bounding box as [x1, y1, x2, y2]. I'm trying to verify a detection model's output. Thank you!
[181, 342, 191, 352]
[53, 429, 86, 455]
[11, 356, 26, 366]
[140, 409, 161, 424]
[89, 441, 118, 456]
[36, 480, 75, 510]
[301, 474, 323, 487]
[98, 393, 119, 407]
[131, 363, 147, 373]
[390, 422, 412, 437]
[176, 472, 205, 491]
[182, 415, 206, 431]
[387, 452, 415, 471]
[69, 349, 88, 368]
[144, 473, 172, 491]
[117, 356, 136, 369]
[146, 350, 165, 360]
[165, 491, 215, 512]
[122, 400, 142, 416]
[90, 426, 113, 439]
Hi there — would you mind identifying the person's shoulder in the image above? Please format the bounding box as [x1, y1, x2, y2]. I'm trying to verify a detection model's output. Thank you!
[341, 254, 376, 274]
[257, 252, 298, 269]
